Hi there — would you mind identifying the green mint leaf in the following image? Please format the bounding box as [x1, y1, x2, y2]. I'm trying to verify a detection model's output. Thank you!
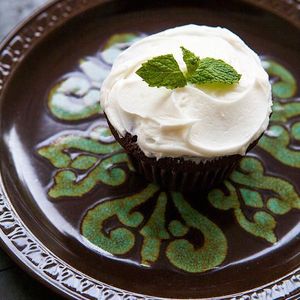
[189, 57, 241, 85]
[136, 54, 187, 89]
[181, 47, 201, 74]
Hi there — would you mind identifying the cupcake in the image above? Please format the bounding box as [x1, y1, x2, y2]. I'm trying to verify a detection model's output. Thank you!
[100, 25, 272, 192]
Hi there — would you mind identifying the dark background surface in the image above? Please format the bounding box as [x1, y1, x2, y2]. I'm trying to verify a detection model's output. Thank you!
[0, 248, 63, 299]
[0, 2, 63, 299]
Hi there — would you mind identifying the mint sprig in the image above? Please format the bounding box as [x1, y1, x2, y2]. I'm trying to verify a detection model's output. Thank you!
[136, 47, 241, 90]
[136, 54, 187, 90]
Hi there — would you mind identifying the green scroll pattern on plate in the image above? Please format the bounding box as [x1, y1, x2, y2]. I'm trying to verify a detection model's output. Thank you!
[37, 123, 133, 198]
[208, 157, 300, 243]
[48, 33, 144, 121]
[82, 186, 227, 273]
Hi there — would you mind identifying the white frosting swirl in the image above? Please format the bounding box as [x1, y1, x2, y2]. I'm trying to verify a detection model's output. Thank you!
[101, 25, 272, 159]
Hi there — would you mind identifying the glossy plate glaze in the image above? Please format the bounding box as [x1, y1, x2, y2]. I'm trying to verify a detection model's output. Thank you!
[0, 0, 299, 299]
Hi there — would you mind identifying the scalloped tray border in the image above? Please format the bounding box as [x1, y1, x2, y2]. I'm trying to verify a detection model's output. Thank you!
[0, 0, 299, 299]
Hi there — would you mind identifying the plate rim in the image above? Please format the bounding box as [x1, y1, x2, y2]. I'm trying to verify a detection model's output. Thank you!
[0, 0, 299, 299]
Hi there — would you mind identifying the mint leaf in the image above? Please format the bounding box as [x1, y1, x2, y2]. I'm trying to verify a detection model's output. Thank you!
[136, 49, 241, 90]
[181, 47, 200, 74]
[136, 54, 187, 89]
[189, 57, 241, 85]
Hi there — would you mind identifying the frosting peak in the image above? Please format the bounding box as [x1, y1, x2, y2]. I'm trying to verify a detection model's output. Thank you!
[101, 25, 272, 159]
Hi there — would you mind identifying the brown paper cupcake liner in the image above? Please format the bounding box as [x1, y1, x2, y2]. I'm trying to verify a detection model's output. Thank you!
[106, 115, 245, 192]
[129, 154, 239, 191]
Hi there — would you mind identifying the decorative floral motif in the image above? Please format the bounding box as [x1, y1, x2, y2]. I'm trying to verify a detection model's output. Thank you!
[37, 122, 133, 198]
[259, 60, 300, 168]
[48, 32, 144, 121]
[258, 100, 300, 167]
[82, 185, 227, 272]
[166, 192, 227, 273]
[262, 58, 297, 99]
[208, 157, 300, 243]
[258, 58, 300, 166]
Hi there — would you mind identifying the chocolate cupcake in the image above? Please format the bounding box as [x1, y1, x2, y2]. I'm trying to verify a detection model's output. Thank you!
[100, 25, 272, 192]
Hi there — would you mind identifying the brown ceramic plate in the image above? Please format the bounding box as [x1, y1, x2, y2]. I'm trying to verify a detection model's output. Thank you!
[0, 0, 300, 299]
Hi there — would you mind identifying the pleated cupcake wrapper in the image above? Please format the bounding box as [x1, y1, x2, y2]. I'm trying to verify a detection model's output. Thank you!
[129, 154, 239, 192]
[105, 116, 242, 192]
